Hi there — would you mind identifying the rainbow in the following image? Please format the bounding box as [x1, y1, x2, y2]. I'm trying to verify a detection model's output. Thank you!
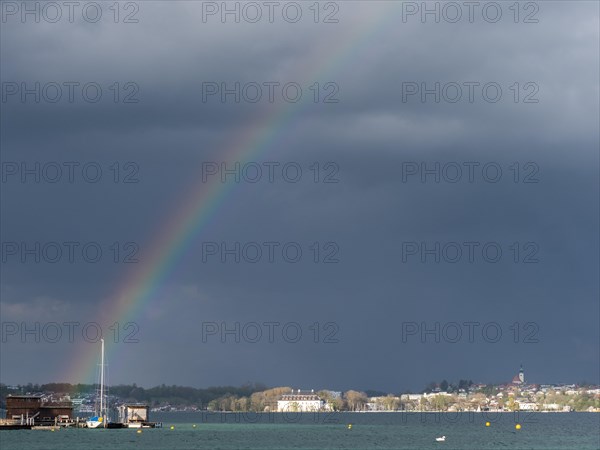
[70, 3, 398, 385]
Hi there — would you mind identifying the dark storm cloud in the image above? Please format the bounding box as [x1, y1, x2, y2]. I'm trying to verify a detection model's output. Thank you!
[1, 1, 598, 390]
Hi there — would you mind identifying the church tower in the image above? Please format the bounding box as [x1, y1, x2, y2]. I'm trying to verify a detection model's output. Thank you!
[518, 364, 525, 384]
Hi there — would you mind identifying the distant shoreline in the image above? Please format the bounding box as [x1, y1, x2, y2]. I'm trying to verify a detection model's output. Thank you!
[145, 410, 597, 414]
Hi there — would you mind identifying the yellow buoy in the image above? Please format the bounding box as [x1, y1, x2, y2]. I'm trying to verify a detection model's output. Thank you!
[485, 421, 490, 427]
[347, 424, 352, 430]
[137, 429, 142, 434]
[193, 424, 196, 428]
[515, 423, 521, 430]
[170, 425, 175, 430]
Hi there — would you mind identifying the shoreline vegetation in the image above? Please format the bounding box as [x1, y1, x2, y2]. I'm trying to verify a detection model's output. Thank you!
[2, 381, 599, 414]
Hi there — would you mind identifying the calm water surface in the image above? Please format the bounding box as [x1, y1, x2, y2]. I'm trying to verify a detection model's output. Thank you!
[0, 412, 598, 450]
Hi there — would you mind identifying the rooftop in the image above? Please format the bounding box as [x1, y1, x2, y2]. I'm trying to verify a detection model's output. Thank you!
[7, 395, 43, 399]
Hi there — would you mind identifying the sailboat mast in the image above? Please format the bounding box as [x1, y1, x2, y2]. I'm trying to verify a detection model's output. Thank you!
[100, 338, 105, 426]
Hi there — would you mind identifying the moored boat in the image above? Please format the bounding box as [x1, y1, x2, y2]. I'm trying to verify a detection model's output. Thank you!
[86, 339, 107, 428]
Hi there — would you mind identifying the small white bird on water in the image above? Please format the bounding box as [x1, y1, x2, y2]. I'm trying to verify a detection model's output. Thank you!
[435, 436, 446, 442]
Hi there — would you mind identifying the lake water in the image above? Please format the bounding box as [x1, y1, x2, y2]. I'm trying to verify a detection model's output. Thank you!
[0, 412, 598, 449]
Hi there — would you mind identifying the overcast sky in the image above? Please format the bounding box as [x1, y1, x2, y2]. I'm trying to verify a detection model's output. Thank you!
[0, 1, 598, 393]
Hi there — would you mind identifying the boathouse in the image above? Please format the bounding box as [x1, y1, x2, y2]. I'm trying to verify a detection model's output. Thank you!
[117, 403, 149, 425]
[5, 395, 73, 424]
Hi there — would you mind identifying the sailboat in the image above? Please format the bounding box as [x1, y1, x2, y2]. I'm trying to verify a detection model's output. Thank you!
[86, 338, 107, 428]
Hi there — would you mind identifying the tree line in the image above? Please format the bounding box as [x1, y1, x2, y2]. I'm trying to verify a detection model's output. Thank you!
[0, 383, 380, 412]
[0, 382, 267, 409]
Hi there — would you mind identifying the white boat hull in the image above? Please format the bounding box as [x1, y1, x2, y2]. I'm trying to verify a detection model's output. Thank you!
[86, 416, 104, 428]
